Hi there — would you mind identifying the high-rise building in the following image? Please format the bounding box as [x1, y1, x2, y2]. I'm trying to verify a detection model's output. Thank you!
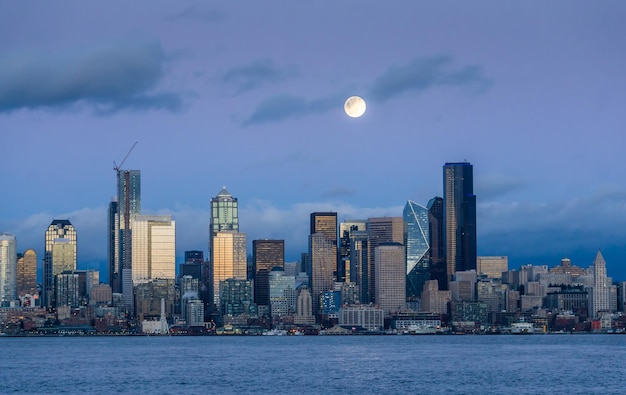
[0, 233, 18, 307]
[117, 170, 141, 296]
[349, 229, 369, 303]
[107, 199, 118, 293]
[375, 242, 406, 315]
[367, 217, 404, 303]
[269, 269, 296, 318]
[209, 187, 239, 260]
[339, 220, 367, 283]
[443, 162, 477, 288]
[253, 239, 284, 306]
[591, 250, 609, 319]
[17, 249, 37, 300]
[212, 231, 247, 306]
[43, 219, 77, 307]
[477, 256, 508, 279]
[404, 201, 430, 300]
[131, 215, 176, 284]
[427, 197, 446, 290]
[308, 212, 338, 316]
[184, 250, 204, 264]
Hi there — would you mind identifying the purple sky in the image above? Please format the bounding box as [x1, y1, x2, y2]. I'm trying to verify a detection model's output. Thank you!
[1, 1, 626, 281]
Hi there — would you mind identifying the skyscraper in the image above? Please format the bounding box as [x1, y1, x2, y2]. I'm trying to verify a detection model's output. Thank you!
[0, 233, 17, 307]
[131, 215, 176, 284]
[107, 199, 118, 293]
[212, 231, 247, 306]
[16, 249, 37, 301]
[116, 169, 140, 294]
[443, 162, 477, 288]
[339, 220, 367, 283]
[404, 201, 430, 300]
[592, 250, 609, 319]
[308, 212, 338, 315]
[367, 217, 404, 303]
[253, 239, 284, 306]
[375, 242, 406, 315]
[209, 187, 239, 260]
[43, 219, 77, 307]
[427, 197, 446, 290]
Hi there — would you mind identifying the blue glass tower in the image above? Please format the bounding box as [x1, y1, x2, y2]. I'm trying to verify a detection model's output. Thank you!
[404, 201, 430, 300]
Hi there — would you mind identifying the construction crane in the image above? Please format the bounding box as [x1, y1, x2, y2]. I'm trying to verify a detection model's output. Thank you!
[113, 141, 138, 172]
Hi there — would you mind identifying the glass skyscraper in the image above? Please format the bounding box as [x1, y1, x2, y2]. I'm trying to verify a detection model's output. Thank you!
[308, 212, 338, 316]
[427, 197, 446, 290]
[209, 187, 239, 260]
[443, 162, 477, 288]
[0, 233, 17, 307]
[404, 200, 430, 300]
[43, 220, 77, 307]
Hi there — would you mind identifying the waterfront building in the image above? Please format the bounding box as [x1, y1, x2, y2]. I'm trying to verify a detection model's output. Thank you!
[421, 279, 451, 315]
[545, 285, 588, 314]
[443, 162, 477, 289]
[339, 220, 367, 283]
[208, 187, 239, 260]
[477, 256, 508, 279]
[375, 242, 406, 315]
[131, 215, 176, 284]
[476, 278, 506, 315]
[338, 305, 384, 331]
[212, 231, 247, 306]
[269, 269, 296, 318]
[294, 285, 316, 325]
[450, 301, 488, 325]
[43, 219, 77, 308]
[134, 279, 176, 323]
[591, 250, 609, 319]
[55, 271, 81, 308]
[220, 278, 256, 317]
[16, 249, 37, 302]
[367, 217, 404, 303]
[404, 201, 430, 301]
[253, 239, 284, 306]
[427, 197, 446, 290]
[0, 233, 18, 307]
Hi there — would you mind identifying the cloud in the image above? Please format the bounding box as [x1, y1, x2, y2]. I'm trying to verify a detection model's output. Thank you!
[0, 39, 182, 114]
[168, 5, 223, 22]
[222, 59, 299, 95]
[368, 55, 491, 102]
[242, 93, 339, 125]
[475, 174, 526, 199]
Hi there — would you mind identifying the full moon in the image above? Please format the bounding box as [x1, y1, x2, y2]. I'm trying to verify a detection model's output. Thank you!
[344, 96, 366, 118]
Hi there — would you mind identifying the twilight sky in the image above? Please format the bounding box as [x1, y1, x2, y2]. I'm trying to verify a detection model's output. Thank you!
[1, 1, 626, 281]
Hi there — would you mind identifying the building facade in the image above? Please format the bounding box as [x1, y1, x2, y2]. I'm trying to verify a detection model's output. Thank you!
[116, 169, 141, 296]
[209, 187, 239, 260]
[131, 215, 176, 284]
[404, 201, 430, 300]
[427, 197, 446, 290]
[16, 249, 37, 301]
[375, 242, 406, 315]
[43, 219, 77, 307]
[212, 231, 247, 306]
[367, 217, 404, 303]
[0, 233, 17, 307]
[443, 162, 477, 288]
[253, 239, 285, 306]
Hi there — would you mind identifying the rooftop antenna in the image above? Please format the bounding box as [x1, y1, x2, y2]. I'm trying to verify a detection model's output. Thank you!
[113, 141, 138, 172]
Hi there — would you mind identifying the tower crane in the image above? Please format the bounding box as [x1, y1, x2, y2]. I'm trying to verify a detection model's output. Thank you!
[113, 141, 138, 172]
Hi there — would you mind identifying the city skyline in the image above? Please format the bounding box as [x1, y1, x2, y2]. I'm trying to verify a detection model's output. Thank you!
[2, 2, 626, 280]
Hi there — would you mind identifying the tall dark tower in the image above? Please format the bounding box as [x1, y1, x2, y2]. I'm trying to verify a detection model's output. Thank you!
[253, 239, 285, 306]
[117, 169, 140, 302]
[308, 212, 338, 315]
[107, 199, 118, 292]
[427, 197, 446, 290]
[208, 187, 239, 261]
[443, 162, 477, 287]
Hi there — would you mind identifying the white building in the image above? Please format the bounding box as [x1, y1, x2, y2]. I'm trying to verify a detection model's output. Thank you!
[591, 250, 610, 319]
[131, 215, 176, 284]
[0, 233, 17, 306]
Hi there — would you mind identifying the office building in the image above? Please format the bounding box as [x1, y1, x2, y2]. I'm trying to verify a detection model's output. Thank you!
[308, 212, 338, 315]
[43, 219, 77, 307]
[421, 279, 451, 315]
[212, 231, 247, 306]
[107, 199, 118, 293]
[591, 250, 609, 319]
[427, 197, 446, 289]
[209, 187, 239, 259]
[131, 215, 176, 284]
[443, 162, 477, 288]
[0, 233, 18, 307]
[404, 201, 430, 300]
[349, 229, 369, 303]
[17, 249, 37, 300]
[477, 256, 508, 279]
[375, 242, 406, 315]
[294, 285, 316, 325]
[220, 278, 256, 317]
[339, 220, 367, 283]
[367, 217, 403, 302]
[116, 169, 141, 296]
[269, 269, 296, 318]
[253, 239, 284, 306]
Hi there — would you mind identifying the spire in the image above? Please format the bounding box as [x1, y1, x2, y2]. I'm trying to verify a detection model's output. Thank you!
[593, 250, 606, 266]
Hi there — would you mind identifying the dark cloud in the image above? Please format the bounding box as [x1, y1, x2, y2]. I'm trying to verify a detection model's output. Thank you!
[222, 60, 299, 95]
[0, 40, 182, 113]
[369, 55, 491, 102]
[242, 93, 338, 125]
[475, 175, 526, 199]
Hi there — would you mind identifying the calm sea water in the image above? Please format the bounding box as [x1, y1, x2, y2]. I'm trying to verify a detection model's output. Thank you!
[1, 335, 625, 394]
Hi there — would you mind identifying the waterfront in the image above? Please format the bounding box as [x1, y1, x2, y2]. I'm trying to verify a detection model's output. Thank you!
[2, 335, 625, 394]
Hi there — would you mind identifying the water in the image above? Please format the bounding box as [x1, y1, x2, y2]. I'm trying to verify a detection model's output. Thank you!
[2, 335, 625, 394]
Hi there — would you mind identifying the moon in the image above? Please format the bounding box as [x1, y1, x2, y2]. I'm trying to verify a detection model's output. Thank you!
[344, 96, 366, 118]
